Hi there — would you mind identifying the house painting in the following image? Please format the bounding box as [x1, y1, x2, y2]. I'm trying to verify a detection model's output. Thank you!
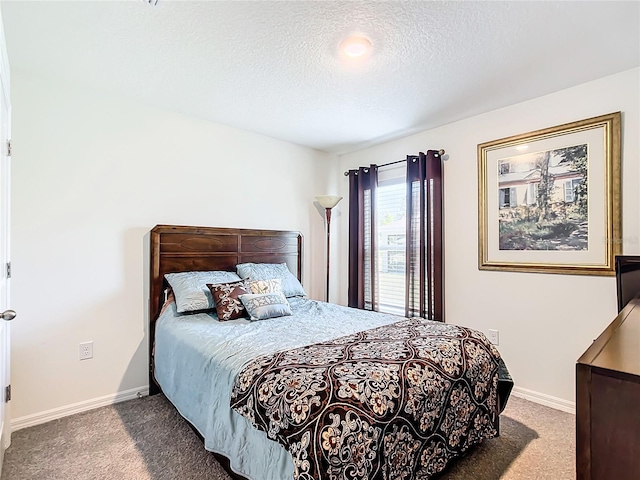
[498, 157, 584, 209]
[497, 145, 589, 251]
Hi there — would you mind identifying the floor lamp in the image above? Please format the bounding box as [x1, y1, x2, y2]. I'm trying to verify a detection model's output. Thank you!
[316, 195, 343, 302]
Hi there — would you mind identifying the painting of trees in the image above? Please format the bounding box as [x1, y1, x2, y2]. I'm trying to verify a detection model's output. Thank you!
[479, 111, 620, 275]
[536, 151, 551, 222]
[498, 143, 588, 251]
[557, 144, 588, 216]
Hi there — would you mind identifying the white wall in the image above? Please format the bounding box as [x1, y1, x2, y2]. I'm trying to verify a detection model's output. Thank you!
[10, 71, 337, 420]
[10, 66, 638, 421]
[337, 68, 640, 405]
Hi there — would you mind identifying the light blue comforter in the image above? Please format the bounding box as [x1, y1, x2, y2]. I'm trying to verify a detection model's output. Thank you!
[154, 297, 403, 480]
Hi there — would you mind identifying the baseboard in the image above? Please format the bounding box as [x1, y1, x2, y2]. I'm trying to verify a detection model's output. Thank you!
[10, 386, 149, 431]
[511, 386, 575, 414]
[9, 384, 574, 430]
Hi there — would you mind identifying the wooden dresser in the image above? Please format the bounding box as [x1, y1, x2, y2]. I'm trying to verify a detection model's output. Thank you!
[576, 297, 640, 479]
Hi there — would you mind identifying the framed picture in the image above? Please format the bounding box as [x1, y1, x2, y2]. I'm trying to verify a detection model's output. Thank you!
[478, 112, 621, 275]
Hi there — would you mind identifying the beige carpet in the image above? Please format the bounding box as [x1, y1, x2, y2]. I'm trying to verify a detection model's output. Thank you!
[1, 394, 575, 480]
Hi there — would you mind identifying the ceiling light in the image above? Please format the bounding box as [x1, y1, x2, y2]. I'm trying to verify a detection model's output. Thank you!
[341, 37, 371, 58]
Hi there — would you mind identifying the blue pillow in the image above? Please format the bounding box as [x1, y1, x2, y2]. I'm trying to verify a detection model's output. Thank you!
[165, 270, 242, 313]
[235, 263, 306, 298]
[239, 292, 293, 321]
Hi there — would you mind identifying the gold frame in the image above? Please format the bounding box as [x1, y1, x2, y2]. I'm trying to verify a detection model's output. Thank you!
[478, 112, 621, 276]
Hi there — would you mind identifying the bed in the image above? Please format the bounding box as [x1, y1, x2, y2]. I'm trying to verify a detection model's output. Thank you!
[149, 224, 513, 480]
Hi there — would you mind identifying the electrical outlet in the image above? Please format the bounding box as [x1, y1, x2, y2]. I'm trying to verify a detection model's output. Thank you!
[487, 329, 499, 346]
[79, 341, 93, 360]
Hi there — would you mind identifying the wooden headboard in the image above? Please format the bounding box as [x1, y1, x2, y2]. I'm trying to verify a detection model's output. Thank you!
[149, 224, 303, 394]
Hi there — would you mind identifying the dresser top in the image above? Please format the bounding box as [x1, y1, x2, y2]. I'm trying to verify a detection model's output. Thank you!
[578, 297, 640, 378]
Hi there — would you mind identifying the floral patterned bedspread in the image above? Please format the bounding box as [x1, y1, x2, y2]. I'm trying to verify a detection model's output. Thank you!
[230, 318, 507, 480]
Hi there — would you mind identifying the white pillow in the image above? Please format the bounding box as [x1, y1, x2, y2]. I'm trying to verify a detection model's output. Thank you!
[236, 263, 306, 298]
[239, 292, 293, 321]
[165, 270, 242, 313]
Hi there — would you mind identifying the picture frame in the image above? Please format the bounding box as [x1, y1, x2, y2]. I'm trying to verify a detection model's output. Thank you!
[478, 112, 621, 276]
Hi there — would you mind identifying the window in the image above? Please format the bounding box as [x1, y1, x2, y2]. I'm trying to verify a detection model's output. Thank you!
[387, 251, 404, 273]
[377, 179, 406, 314]
[349, 152, 443, 320]
[499, 187, 517, 208]
[387, 234, 405, 245]
[524, 182, 538, 205]
[499, 162, 510, 175]
[564, 178, 581, 202]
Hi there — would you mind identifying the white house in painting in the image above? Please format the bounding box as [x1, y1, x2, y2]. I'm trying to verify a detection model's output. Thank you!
[498, 161, 584, 209]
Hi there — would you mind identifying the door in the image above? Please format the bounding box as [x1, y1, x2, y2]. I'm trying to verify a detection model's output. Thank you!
[0, 8, 11, 473]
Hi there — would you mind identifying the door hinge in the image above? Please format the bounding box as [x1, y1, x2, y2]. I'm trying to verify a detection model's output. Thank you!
[6, 140, 10, 157]
[4, 385, 10, 403]
[6, 261, 10, 279]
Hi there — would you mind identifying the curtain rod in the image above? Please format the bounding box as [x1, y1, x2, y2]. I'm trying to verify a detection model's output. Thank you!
[343, 149, 445, 176]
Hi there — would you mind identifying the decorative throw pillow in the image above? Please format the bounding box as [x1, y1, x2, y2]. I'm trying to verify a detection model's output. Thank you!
[165, 271, 242, 313]
[207, 281, 250, 321]
[239, 292, 293, 321]
[245, 278, 282, 295]
[236, 263, 306, 298]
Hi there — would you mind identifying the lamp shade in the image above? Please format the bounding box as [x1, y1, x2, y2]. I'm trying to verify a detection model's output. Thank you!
[315, 195, 343, 209]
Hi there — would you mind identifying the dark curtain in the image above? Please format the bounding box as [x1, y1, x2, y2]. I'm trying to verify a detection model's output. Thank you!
[405, 150, 443, 320]
[348, 165, 378, 310]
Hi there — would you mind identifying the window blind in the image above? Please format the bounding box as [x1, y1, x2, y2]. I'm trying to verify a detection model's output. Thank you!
[376, 180, 406, 314]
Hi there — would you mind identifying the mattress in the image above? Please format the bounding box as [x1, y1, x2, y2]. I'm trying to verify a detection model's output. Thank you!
[153, 296, 404, 480]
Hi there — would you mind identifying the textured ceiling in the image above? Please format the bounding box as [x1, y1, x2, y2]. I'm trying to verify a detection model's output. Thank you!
[2, 1, 639, 154]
